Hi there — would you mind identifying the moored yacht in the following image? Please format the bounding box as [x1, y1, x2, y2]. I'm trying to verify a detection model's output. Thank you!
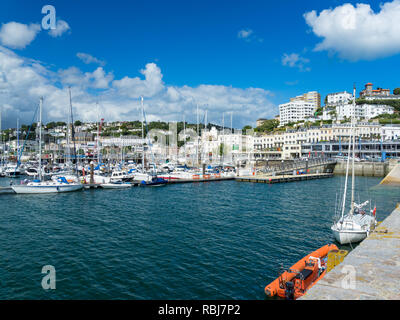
[331, 87, 377, 245]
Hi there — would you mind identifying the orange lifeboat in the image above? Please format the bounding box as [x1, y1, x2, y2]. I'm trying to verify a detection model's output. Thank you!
[265, 243, 338, 300]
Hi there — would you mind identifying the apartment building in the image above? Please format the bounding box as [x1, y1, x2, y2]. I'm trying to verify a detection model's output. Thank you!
[279, 101, 317, 126]
[290, 91, 321, 108]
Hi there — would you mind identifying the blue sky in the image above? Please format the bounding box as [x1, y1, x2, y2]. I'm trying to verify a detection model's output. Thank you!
[1, 0, 400, 128]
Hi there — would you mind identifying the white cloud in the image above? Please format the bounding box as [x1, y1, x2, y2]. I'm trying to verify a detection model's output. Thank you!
[0, 47, 276, 128]
[304, 0, 400, 61]
[48, 19, 70, 37]
[58, 66, 113, 89]
[281, 53, 311, 72]
[0, 22, 41, 49]
[237, 28, 263, 43]
[77, 52, 105, 66]
[238, 29, 253, 39]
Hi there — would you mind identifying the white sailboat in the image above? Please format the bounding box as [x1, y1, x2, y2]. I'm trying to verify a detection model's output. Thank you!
[331, 87, 377, 245]
[12, 97, 83, 194]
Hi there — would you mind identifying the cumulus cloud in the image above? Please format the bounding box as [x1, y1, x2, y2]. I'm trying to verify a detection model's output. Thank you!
[0, 47, 276, 128]
[77, 52, 105, 66]
[0, 22, 41, 49]
[304, 0, 400, 61]
[237, 28, 263, 43]
[281, 53, 311, 72]
[48, 19, 70, 37]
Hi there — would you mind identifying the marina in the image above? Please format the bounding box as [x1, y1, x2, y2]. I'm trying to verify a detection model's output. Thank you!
[0, 174, 398, 299]
[1, 0, 400, 307]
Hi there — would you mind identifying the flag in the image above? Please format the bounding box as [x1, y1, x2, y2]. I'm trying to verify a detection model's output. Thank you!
[372, 207, 376, 217]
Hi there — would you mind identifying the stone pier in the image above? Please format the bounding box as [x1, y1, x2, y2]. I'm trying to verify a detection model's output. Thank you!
[301, 204, 400, 300]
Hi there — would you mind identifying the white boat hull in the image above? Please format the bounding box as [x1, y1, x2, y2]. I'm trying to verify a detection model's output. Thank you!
[101, 183, 132, 189]
[331, 227, 367, 244]
[12, 184, 83, 194]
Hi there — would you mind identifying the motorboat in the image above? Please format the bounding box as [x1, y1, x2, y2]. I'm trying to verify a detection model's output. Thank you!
[101, 181, 132, 189]
[265, 244, 340, 300]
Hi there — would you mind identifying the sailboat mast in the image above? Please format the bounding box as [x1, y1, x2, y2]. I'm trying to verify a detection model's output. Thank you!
[39, 97, 43, 181]
[68, 87, 79, 175]
[196, 103, 199, 167]
[340, 89, 354, 220]
[97, 102, 100, 164]
[0, 108, 2, 165]
[16, 118, 19, 164]
[140, 96, 145, 170]
[350, 86, 356, 214]
[183, 114, 186, 164]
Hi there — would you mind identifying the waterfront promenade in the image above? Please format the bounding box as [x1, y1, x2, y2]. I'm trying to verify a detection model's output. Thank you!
[301, 204, 400, 300]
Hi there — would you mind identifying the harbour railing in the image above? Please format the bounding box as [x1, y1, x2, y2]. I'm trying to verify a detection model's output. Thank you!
[260, 157, 337, 176]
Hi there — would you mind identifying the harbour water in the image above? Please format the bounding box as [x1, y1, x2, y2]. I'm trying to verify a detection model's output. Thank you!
[0, 176, 398, 299]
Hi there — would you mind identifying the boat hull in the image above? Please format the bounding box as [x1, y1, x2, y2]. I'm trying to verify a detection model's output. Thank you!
[12, 184, 83, 194]
[265, 243, 339, 299]
[101, 183, 132, 189]
[331, 228, 367, 245]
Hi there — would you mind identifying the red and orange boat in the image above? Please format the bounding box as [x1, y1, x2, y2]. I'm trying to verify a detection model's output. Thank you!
[265, 243, 339, 300]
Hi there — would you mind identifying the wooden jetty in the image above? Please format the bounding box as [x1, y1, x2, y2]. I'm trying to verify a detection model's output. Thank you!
[166, 176, 235, 184]
[235, 173, 333, 184]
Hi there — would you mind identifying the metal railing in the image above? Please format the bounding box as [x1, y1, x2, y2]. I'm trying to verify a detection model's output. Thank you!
[260, 157, 336, 175]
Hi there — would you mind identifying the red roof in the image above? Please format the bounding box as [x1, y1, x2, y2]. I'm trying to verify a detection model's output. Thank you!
[365, 82, 373, 86]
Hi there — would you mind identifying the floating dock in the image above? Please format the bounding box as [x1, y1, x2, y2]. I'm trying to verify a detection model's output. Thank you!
[301, 204, 400, 300]
[166, 176, 235, 184]
[235, 173, 333, 184]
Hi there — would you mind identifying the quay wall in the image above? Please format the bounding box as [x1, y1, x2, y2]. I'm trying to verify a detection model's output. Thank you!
[301, 204, 400, 300]
[333, 159, 398, 177]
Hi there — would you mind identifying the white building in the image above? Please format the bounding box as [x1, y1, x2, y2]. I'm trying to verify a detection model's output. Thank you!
[326, 91, 352, 106]
[279, 101, 317, 126]
[362, 104, 394, 119]
[381, 125, 400, 140]
[334, 103, 393, 121]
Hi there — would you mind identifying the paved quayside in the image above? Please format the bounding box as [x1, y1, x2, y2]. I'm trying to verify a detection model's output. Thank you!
[301, 204, 400, 300]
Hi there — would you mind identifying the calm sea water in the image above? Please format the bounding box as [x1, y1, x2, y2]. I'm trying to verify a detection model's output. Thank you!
[0, 176, 398, 299]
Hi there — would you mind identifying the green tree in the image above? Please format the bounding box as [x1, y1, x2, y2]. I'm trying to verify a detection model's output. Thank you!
[219, 143, 225, 156]
[394, 88, 400, 95]
[254, 119, 279, 133]
[242, 125, 252, 135]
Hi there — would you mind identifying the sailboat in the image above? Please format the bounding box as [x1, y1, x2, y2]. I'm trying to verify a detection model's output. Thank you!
[12, 97, 83, 194]
[133, 96, 167, 187]
[331, 87, 377, 245]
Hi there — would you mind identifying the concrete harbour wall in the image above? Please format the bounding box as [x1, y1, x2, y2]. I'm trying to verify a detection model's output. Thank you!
[333, 160, 398, 177]
[301, 204, 400, 300]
